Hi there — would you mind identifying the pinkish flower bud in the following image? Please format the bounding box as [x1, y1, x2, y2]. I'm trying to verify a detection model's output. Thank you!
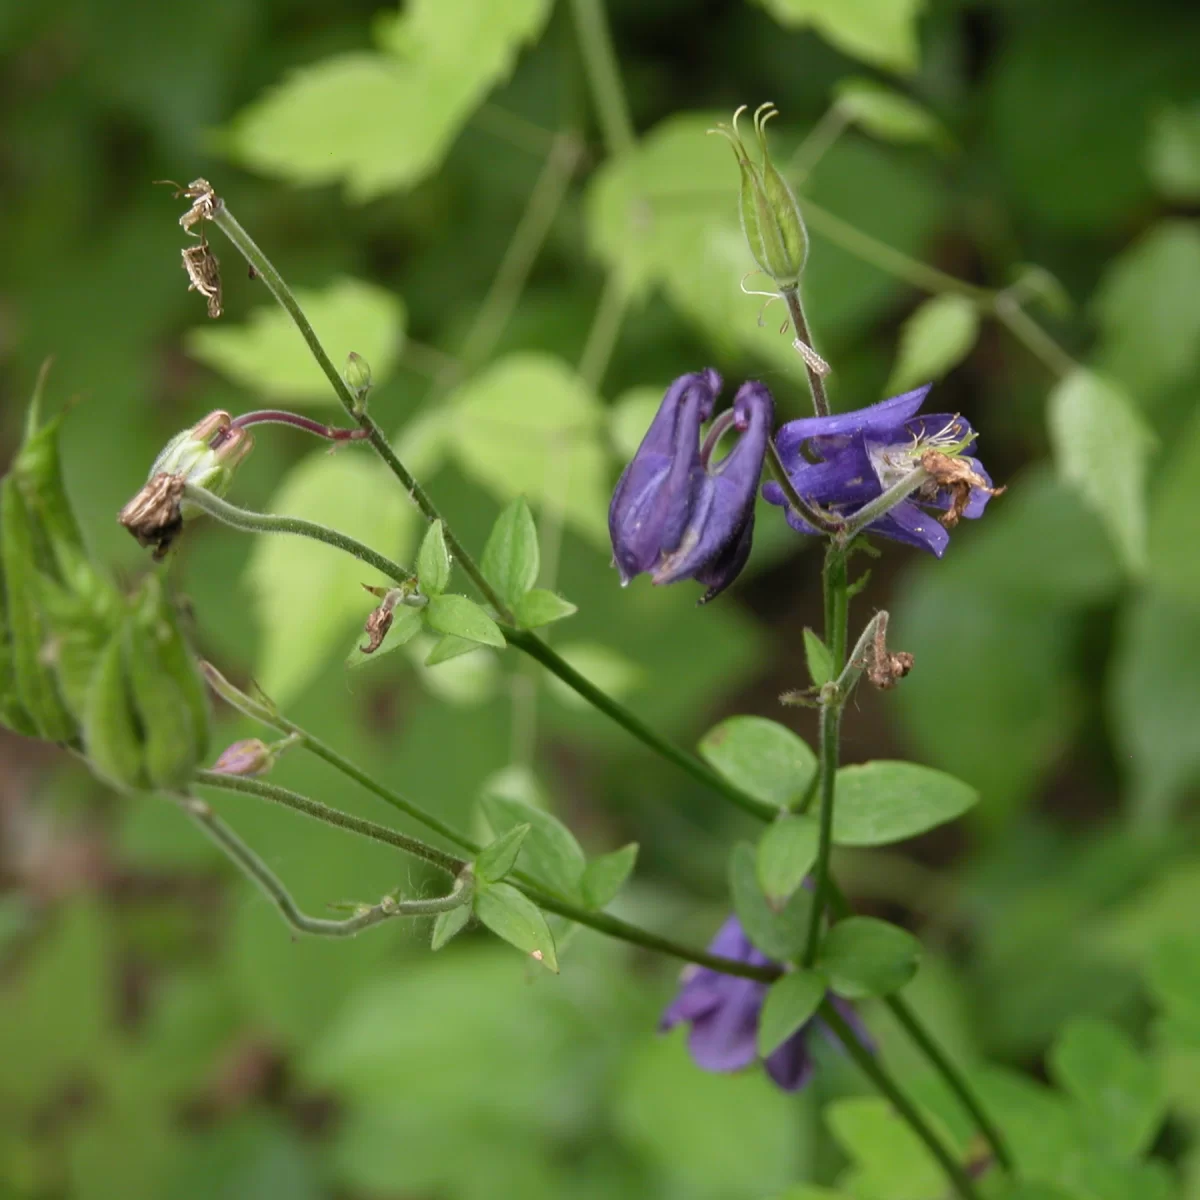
[211, 737, 275, 777]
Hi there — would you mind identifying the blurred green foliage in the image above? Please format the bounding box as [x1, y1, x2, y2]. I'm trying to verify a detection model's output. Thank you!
[3, 0, 1200, 1195]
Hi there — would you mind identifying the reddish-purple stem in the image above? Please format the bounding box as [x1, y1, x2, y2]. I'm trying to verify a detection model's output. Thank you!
[226, 410, 370, 443]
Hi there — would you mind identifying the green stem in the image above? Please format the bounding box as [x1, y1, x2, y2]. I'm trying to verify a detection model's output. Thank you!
[194, 771, 466, 875]
[182, 485, 412, 586]
[764, 441, 844, 536]
[834, 467, 928, 547]
[781, 288, 830, 418]
[578, 272, 628, 393]
[803, 699, 841, 968]
[175, 793, 472, 937]
[885, 993, 1015, 1172]
[458, 135, 582, 371]
[820, 1001, 983, 1200]
[505, 627, 777, 821]
[568, 0, 636, 156]
[993, 293, 1078, 379]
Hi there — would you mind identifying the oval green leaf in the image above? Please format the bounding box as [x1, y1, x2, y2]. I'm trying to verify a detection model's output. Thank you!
[699, 716, 817, 810]
[423, 594, 505, 648]
[818, 916, 921, 998]
[831, 761, 978, 847]
[757, 969, 826, 1058]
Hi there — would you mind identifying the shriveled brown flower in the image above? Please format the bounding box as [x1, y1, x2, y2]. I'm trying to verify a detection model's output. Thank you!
[361, 605, 395, 655]
[176, 178, 219, 234]
[865, 611, 914, 690]
[118, 472, 185, 560]
[920, 449, 1005, 529]
[182, 240, 222, 318]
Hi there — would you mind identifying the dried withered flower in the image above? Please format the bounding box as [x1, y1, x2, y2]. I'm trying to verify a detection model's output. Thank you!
[182, 240, 222, 318]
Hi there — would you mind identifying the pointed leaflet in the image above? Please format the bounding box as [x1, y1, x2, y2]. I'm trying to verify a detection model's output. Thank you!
[757, 969, 826, 1058]
[474, 882, 558, 972]
[818, 916, 921, 998]
[831, 762, 977, 846]
[423, 594, 505, 647]
[481, 497, 539, 610]
[581, 844, 639, 910]
[729, 841, 812, 962]
[756, 815, 819, 908]
[475, 824, 529, 884]
[417, 520, 451, 596]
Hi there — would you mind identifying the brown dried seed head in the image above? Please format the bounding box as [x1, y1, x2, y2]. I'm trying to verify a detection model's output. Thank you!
[178, 178, 219, 233]
[181, 241, 222, 318]
[118, 472, 185, 560]
[920, 449, 1006, 529]
[360, 606, 394, 655]
[867, 650, 914, 690]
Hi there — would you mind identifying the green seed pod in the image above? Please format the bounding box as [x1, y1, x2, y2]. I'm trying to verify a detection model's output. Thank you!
[83, 624, 147, 791]
[0, 475, 76, 742]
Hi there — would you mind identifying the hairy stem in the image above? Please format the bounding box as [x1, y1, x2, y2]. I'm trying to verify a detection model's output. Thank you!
[182, 484, 413, 586]
[175, 793, 472, 936]
[781, 288, 830, 417]
[194, 771, 466, 875]
[821, 1001, 983, 1200]
[227, 410, 370, 442]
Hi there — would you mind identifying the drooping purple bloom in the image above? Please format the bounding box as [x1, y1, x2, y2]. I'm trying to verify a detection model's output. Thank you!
[762, 385, 996, 556]
[609, 371, 773, 603]
[660, 916, 872, 1092]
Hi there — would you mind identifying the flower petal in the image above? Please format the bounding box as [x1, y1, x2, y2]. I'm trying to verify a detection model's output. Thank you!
[869, 499, 951, 556]
[685, 977, 763, 1072]
[764, 1029, 816, 1092]
[774, 385, 932, 451]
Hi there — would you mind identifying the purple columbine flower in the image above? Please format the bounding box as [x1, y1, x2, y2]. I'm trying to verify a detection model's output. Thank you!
[660, 916, 872, 1092]
[609, 371, 773, 603]
[762, 385, 998, 556]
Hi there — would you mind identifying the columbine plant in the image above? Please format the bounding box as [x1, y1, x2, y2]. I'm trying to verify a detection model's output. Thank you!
[1, 107, 1021, 1200]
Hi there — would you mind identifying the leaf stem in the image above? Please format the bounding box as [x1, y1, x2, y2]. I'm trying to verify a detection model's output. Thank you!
[568, 0, 636, 156]
[781, 287, 830, 417]
[834, 466, 928, 546]
[820, 1000, 984, 1200]
[227, 410, 370, 442]
[193, 770, 466, 875]
[174, 793, 472, 937]
[181, 484, 413, 586]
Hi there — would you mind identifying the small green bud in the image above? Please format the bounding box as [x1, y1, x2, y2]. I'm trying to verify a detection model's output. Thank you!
[712, 104, 808, 290]
[344, 352, 372, 411]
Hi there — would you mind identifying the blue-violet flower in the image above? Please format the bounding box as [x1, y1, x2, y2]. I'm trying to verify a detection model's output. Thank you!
[660, 916, 872, 1092]
[609, 371, 773, 603]
[763, 385, 999, 555]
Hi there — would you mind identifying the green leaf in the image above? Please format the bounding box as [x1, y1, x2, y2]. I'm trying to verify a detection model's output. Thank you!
[423, 594, 505, 648]
[479, 767, 586, 900]
[834, 78, 949, 148]
[1047, 369, 1156, 576]
[430, 903, 471, 951]
[1147, 102, 1200, 202]
[545, 642, 643, 709]
[802, 629, 834, 687]
[831, 761, 978, 846]
[729, 842, 813, 962]
[474, 882, 557, 972]
[514, 588, 577, 629]
[416, 520, 451, 596]
[422, 632, 486, 667]
[481, 497, 539, 609]
[829, 1095, 969, 1200]
[756, 815, 820, 908]
[1108, 591, 1200, 829]
[248, 452, 417, 702]
[1048, 1016, 1164, 1158]
[700, 716, 817, 810]
[1093, 221, 1200, 400]
[818, 916, 921, 998]
[449, 354, 611, 547]
[475, 824, 529, 884]
[753, 0, 925, 72]
[1146, 936, 1200, 1045]
[757, 970, 825, 1058]
[226, 0, 551, 199]
[1148, 408, 1200, 606]
[581, 844, 639, 910]
[346, 606, 422, 668]
[887, 293, 980, 393]
[186, 278, 404, 405]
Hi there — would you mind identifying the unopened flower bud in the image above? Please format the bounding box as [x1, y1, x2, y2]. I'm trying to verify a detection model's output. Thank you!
[211, 737, 275, 777]
[712, 104, 808, 291]
[344, 352, 372, 410]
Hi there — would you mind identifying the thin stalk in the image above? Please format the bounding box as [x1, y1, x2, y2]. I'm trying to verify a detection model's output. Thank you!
[781, 288, 830, 417]
[227, 410, 369, 443]
[764, 441, 844, 536]
[835, 466, 928, 546]
[885, 994, 1014, 1172]
[194, 771, 466, 875]
[181, 484, 412, 586]
[825, 544, 849, 669]
[803, 699, 841, 968]
[578, 272, 628, 393]
[821, 1001, 983, 1200]
[569, 0, 636, 156]
[505, 627, 777, 821]
[457, 135, 582, 371]
[993, 293, 1078, 379]
[175, 793, 472, 937]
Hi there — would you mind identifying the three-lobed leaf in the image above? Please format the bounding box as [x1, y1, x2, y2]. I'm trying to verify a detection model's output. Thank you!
[818, 916, 921, 998]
